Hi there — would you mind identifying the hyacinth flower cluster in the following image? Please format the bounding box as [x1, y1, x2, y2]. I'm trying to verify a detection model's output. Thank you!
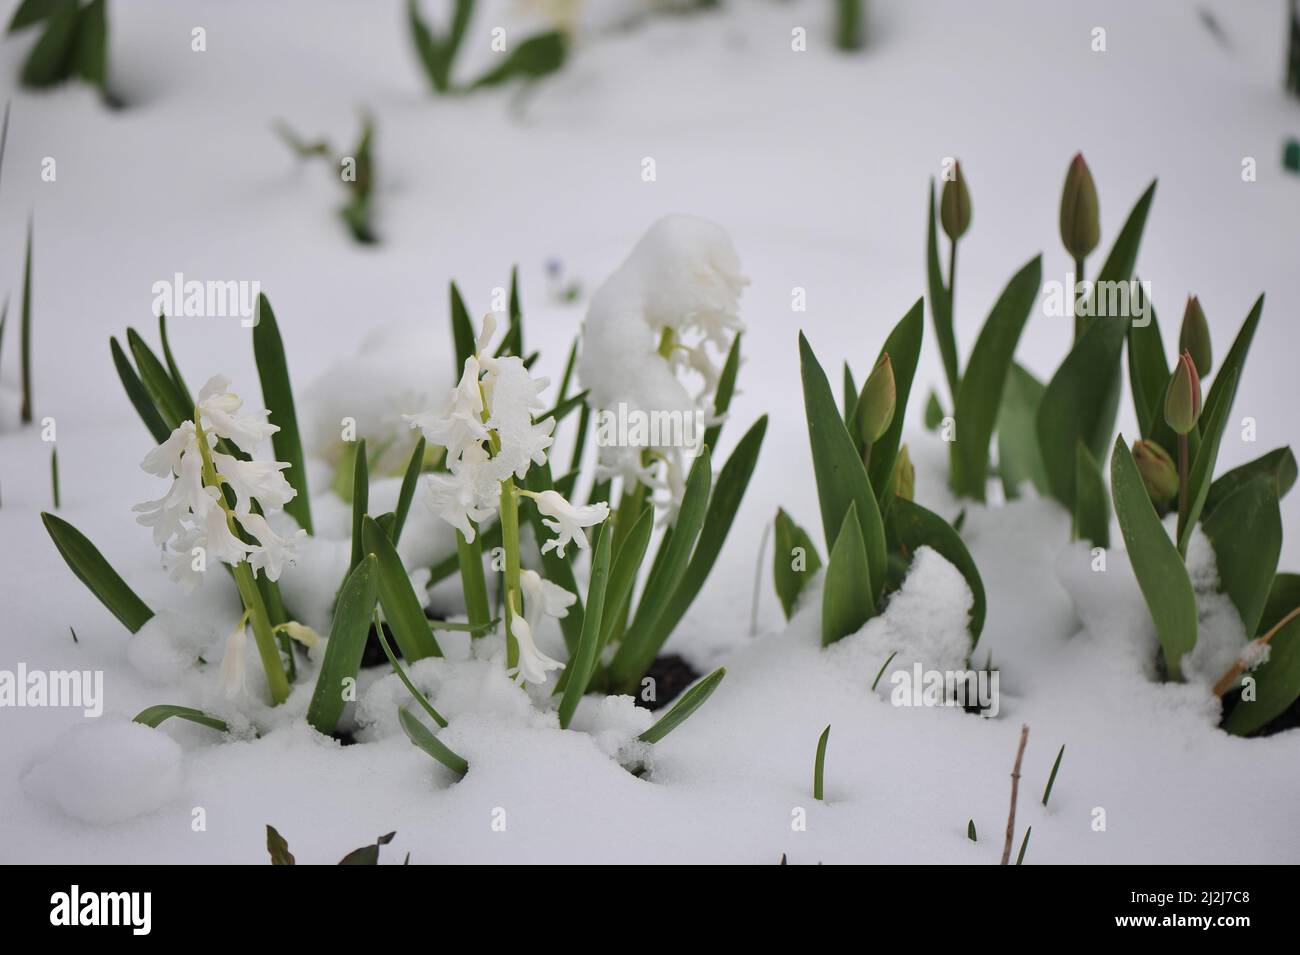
[135, 375, 305, 703]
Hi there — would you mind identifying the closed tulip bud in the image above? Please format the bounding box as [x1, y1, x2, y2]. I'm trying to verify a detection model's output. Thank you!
[1164, 350, 1202, 435]
[889, 444, 915, 501]
[940, 162, 972, 241]
[1059, 153, 1100, 260]
[1178, 296, 1212, 377]
[855, 353, 896, 445]
[1132, 439, 1178, 506]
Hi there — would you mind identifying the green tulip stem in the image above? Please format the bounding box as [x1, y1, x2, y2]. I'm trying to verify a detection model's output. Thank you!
[1072, 256, 1086, 342]
[1176, 432, 1190, 555]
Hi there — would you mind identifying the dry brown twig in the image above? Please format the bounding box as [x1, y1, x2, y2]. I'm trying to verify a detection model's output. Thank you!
[1001, 724, 1029, 865]
[1211, 605, 1300, 698]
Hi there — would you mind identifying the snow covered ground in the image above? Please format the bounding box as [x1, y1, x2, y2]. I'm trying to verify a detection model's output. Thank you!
[1, 0, 1299, 863]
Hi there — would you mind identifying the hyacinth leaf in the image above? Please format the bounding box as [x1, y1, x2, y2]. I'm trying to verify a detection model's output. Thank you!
[362, 517, 441, 661]
[654, 415, 768, 643]
[1205, 447, 1297, 519]
[1225, 574, 1300, 736]
[111, 337, 171, 443]
[505, 264, 524, 356]
[252, 295, 313, 535]
[558, 524, 612, 729]
[798, 332, 886, 597]
[375, 617, 447, 728]
[1110, 437, 1197, 679]
[407, 0, 472, 93]
[822, 503, 874, 646]
[1126, 302, 1168, 439]
[429, 518, 499, 587]
[133, 704, 229, 734]
[926, 181, 958, 400]
[609, 450, 713, 690]
[1202, 477, 1281, 640]
[638, 667, 726, 744]
[1038, 314, 1128, 509]
[126, 327, 189, 429]
[1073, 439, 1110, 549]
[1016, 827, 1032, 865]
[388, 436, 426, 546]
[349, 439, 369, 573]
[536, 388, 589, 428]
[885, 496, 986, 645]
[20, 218, 33, 423]
[17, 0, 77, 88]
[468, 30, 566, 91]
[599, 505, 653, 651]
[266, 824, 295, 865]
[773, 508, 822, 619]
[996, 362, 1049, 499]
[41, 513, 154, 633]
[1176, 367, 1239, 556]
[448, 279, 476, 373]
[1202, 294, 1263, 434]
[813, 724, 830, 801]
[1042, 744, 1065, 806]
[867, 299, 924, 497]
[703, 333, 742, 452]
[307, 555, 379, 735]
[967, 819, 977, 842]
[158, 314, 193, 410]
[399, 707, 468, 777]
[949, 256, 1042, 502]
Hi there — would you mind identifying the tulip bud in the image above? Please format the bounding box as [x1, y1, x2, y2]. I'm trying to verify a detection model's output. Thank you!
[1132, 439, 1178, 507]
[940, 162, 972, 241]
[1164, 350, 1202, 435]
[855, 353, 896, 445]
[889, 444, 915, 501]
[1178, 296, 1212, 377]
[1059, 153, 1100, 260]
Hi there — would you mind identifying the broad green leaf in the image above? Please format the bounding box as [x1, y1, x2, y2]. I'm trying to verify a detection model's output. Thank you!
[42, 512, 153, 633]
[798, 332, 886, 597]
[349, 439, 369, 572]
[926, 181, 958, 401]
[813, 724, 830, 800]
[1202, 477, 1280, 639]
[703, 334, 742, 452]
[996, 362, 1048, 499]
[1204, 447, 1296, 518]
[337, 831, 396, 865]
[773, 508, 821, 619]
[399, 707, 468, 776]
[468, 30, 566, 90]
[307, 555, 379, 735]
[949, 256, 1042, 501]
[1126, 301, 1168, 438]
[558, 524, 612, 729]
[110, 337, 170, 443]
[867, 299, 924, 497]
[18, 0, 77, 87]
[1110, 437, 1197, 678]
[389, 437, 426, 545]
[885, 497, 986, 645]
[924, 389, 944, 431]
[9, 0, 68, 31]
[1202, 294, 1263, 433]
[1224, 574, 1300, 735]
[455, 528, 491, 628]
[133, 704, 228, 733]
[253, 295, 313, 534]
[74, 0, 107, 90]
[362, 517, 441, 661]
[842, 362, 857, 423]
[127, 327, 189, 428]
[822, 503, 874, 646]
[1073, 439, 1110, 549]
[638, 667, 726, 744]
[1177, 367, 1238, 555]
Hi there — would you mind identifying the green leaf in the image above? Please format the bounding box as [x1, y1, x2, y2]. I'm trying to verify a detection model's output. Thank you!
[967, 819, 977, 842]
[1176, 367, 1238, 555]
[1016, 826, 1032, 865]
[337, 831, 396, 865]
[18, 0, 77, 87]
[41, 512, 153, 633]
[638, 667, 726, 744]
[813, 724, 830, 801]
[1224, 574, 1300, 735]
[307, 555, 379, 736]
[399, 707, 468, 776]
[110, 338, 170, 442]
[389, 437, 426, 546]
[449, 280, 476, 372]
[926, 181, 959, 401]
[1204, 447, 1297, 518]
[506, 264, 523, 356]
[822, 503, 874, 646]
[157, 314, 193, 410]
[73, 0, 107, 90]
[349, 440, 369, 572]
[9, 0, 68, 31]
[1073, 439, 1110, 549]
[376, 617, 448, 728]
[867, 299, 924, 497]
[1110, 437, 1197, 679]
[468, 30, 566, 91]
[558, 524, 612, 729]
[265, 824, 295, 865]
[924, 389, 944, 431]
[798, 332, 886, 597]
[1126, 302, 1168, 438]
[1202, 294, 1263, 434]
[1038, 315, 1128, 509]
[703, 334, 742, 452]
[362, 517, 441, 661]
[535, 388, 589, 428]
[949, 256, 1042, 501]
[126, 327, 189, 428]
[1202, 477, 1281, 639]
[1041, 744, 1065, 806]
[253, 295, 313, 534]
[773, 508, 822, 619]
[20, 218, 33, 423]
[599, 505, 654, 651]
[885, 497, 986, 645]
[996, 362, 1049, 499]
[133, 704, 228, 733]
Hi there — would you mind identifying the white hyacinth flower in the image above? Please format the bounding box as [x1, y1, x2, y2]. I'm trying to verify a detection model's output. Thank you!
[532, 489, 610, 557]
[219, 618, 249, 699]
[238, 511, 304, 583]
[211, 453, 296, 515]
[508, 614, 565, 685]
[425, 470, 495, 543]
[196, 375, 279, 451]
[403, 355, 490, 460]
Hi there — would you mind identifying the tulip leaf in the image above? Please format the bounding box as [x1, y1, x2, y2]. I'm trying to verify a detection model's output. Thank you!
[885, 496, 986, 646]
[822, 503, 874, 646]
[362, 516, 441, 661]
[389, 437, 426, 546]
[1224, 574, 1300, 736]
[17, 0, 77, 88]
[924, 389, 945, 431]
[1126, 302, 1168, 439]
[41, 512, 154, 633]
[307, 555, 379, 735]
[1204, 447, 1297, 519]
[949, 256, 1042, 501]
[1202, 294, 1263, 434]
[73, 0, 107, 90]
[996, 362, 1049, 499]
[111, 337, 171, 443]
[133, 704, 229, 734]
[1202, 477, 1281, 639]
[252, 295, 313, 534]
[926, 181, 958, 401]
[558, 524, 612, 729]
[1073, 439, 1110, 549]
[638, 667, 726, 744]
[774, 508, 822, 619]
[1110, 437, 1197, 679]
[399, 707, 468, 776]
[867, 299, 924, 498]
[1176, 367, 1239, 555]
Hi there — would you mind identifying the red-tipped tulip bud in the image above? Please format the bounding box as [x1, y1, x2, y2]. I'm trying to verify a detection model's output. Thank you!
[1164, 350, 1202, 435]
[855, 354, 896, 445]
[1059, 153, 1100, 260]
[1132, 439, 1179, 507]
[889, 443, 915, 501]
[1178, 296, 1212, 377]
[940, 162, 972, 241]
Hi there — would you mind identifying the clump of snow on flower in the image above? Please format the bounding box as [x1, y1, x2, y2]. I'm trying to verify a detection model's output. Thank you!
[23, 719, 184, 825]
